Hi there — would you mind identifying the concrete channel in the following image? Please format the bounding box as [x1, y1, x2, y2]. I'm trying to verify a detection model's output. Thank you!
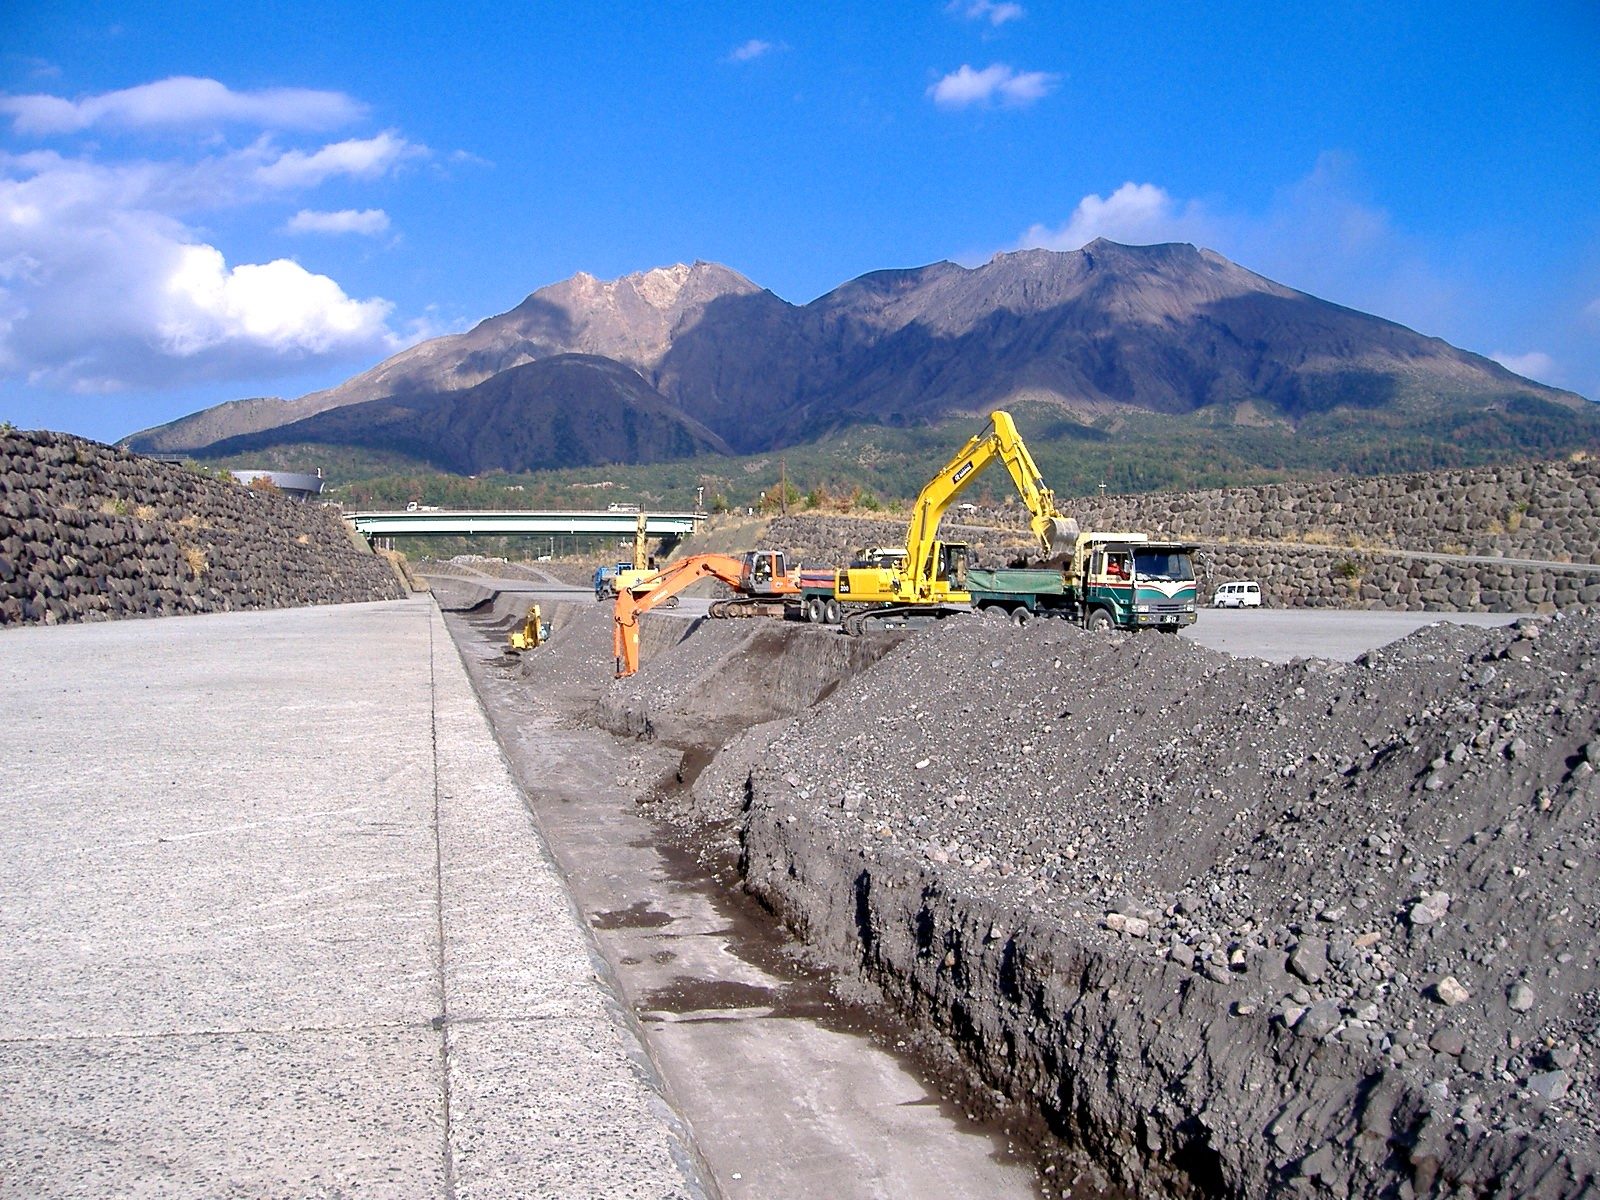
[440, 597, 1045, 1200]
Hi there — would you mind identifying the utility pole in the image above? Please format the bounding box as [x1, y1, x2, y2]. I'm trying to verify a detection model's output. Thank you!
[779, 459, 788, 516]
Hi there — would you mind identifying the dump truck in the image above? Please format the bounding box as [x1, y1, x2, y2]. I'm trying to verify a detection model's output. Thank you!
[966, 533, 1199, 630]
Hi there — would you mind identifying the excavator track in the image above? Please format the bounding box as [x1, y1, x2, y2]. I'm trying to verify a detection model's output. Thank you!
[708, 597, 790, 619]
[841, 605, 967, 636]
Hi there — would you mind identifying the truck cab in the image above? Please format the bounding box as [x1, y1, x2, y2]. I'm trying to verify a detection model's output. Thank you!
[1075, 534, 1199, 631]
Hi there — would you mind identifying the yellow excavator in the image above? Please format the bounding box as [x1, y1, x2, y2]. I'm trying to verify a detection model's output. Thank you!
[507, 603, 550, 652]
[812, 409, 1079, 632]
[611, 511, 654, 594]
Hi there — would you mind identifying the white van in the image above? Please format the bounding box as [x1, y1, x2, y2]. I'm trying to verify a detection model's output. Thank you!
[1212, 581, 1262, 608]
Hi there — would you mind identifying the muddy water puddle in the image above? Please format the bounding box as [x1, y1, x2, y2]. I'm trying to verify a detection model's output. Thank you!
[443, 611, 1044, 1200]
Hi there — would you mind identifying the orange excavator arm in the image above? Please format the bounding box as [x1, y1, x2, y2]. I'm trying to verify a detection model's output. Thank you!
[613, 552, 748, 677]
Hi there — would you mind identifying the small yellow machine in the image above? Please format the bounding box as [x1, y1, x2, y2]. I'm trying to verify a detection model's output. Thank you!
[507, 604, 550, 652]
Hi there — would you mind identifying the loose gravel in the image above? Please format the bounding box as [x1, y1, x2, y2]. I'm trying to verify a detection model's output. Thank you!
[434, 544, 1600, 1197]
[517, 594, 1597, 1198]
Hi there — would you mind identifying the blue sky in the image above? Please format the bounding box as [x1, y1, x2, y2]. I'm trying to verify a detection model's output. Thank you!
[3, 1, 1598, 444]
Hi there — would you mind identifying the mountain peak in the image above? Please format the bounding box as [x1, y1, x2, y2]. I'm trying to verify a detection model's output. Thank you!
[122, 241, 1585, 463]
[535, 260, 760, 313]
[617, 260, 759, 310]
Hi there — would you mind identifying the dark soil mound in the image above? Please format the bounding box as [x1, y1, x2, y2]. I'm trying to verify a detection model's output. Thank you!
[591, 601, 1599, 1197]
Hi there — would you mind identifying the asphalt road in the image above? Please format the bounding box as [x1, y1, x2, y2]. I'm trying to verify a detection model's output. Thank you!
[1182, 606, 1524, 662]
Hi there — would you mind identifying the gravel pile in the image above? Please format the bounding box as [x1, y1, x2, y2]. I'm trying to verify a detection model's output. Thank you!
[567, 600, 1600, 1196]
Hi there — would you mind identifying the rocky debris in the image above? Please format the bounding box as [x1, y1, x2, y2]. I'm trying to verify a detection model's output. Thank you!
[549, 597, 1600, 1197]
[1432, 976, 1472, 1007]
[0, 429, 403, 626]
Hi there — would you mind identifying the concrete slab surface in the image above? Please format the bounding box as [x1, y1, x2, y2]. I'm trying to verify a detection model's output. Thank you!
[1183, 606, 1522, 662]
[0, 598, 710, 1199]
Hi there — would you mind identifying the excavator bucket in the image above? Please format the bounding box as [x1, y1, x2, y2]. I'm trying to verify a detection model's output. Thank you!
[1042, 515, 1080, 557]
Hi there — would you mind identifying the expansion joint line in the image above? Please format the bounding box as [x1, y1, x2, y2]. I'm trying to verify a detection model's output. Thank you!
[428, 609, 457, 1199]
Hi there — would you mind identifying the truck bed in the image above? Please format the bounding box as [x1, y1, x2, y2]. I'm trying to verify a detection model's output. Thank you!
[966, 567, 1067, 596]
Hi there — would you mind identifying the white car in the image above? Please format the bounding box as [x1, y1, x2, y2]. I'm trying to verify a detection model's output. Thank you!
[1212, 580, 1262, 608]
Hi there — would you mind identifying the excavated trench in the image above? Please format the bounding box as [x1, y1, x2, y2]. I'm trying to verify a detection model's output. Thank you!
[435, 573, 1600, 1200]
[434, 581, 1053, 1200]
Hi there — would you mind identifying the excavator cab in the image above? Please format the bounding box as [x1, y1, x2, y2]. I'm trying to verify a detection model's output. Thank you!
[938, 542, 969, 589]
[739, 550, 789, 597]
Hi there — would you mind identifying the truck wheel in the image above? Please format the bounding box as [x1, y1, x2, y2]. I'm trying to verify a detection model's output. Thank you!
[805, 597, 825, 624]
[980, 604, 1006, 621]
[823, 598, 841, 624]
[1087, 608, 1114, 632]
[1009, 606, 1030, 627]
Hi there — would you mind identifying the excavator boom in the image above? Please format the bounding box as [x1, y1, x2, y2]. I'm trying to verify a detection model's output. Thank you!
[900, 410, 1078, 598]
[612, 552, 749, 677]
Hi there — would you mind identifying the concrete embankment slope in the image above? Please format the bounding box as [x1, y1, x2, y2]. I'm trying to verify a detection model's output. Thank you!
[0, 597, 710, 1199]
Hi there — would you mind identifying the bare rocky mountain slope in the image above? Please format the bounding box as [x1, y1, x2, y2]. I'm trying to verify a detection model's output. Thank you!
[123, 242, 1587, 471]
[123, 261, 767, 454]
[195, 354, 735, 474]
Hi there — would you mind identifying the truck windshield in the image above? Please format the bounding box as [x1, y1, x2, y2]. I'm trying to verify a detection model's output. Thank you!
[1134, 551, 1194, 581]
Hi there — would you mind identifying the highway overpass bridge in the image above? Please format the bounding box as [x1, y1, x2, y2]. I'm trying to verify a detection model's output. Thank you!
[344, 509, 706, 543]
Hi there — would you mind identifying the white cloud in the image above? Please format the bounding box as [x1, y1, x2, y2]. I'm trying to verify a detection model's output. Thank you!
[726, 39, 776, 63]
[159, 245, 393, 358]
[948, 1, 1026, 26]
[1017, 182, 1217, 250]
[1012, 157, 1460, 338]
[0, 116, 415, 393]
[0, 76, 365, 136]
[1491, 350, 1559, 385]
[928, 63, 1058, 109]
[285, 208, 391, 236]
[254, 131, 425, 189]
[1585, 296, 1600, 320]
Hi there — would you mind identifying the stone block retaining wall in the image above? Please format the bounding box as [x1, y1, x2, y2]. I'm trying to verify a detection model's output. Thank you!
[761, 455, 1600, 613]
[0, 430, 405, 627]
[1068, 458, 1600, 563]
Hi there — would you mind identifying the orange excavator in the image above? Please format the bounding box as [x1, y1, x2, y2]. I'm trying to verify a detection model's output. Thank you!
[613, 550, 799, 677]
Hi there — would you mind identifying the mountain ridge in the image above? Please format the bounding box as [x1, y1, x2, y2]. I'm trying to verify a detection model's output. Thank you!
[123, 241, 1592, 474]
